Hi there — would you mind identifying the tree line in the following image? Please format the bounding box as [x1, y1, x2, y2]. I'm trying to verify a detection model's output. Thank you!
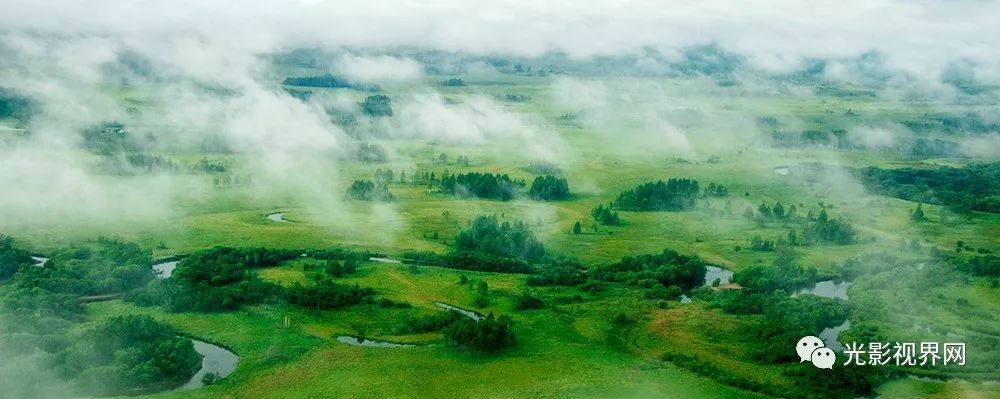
[591, 249, 707, 299]
[440, 172, 569, 202]
[440, 172, 522, 201]
[282, 74, 352, 88]
[613, 178, 700, 211]
[857, 163, 1000, 214]
[128, 246, 378, 312]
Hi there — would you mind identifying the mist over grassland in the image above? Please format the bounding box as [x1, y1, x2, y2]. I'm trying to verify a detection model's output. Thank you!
[1, 1, 999, 398]
[1, 0, 998, 233]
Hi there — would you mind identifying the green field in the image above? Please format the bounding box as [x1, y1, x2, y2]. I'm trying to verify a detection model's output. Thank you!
[2, 57, 999, 399]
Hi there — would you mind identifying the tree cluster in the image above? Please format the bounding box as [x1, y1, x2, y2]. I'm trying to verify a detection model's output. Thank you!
[282, 74, 352, 88]
[753, 202, 793, 220]
[730, 250, 818, 292]
[361, 94, 393, 117]
[8, 237, 153, 296]
[592, 249, 706, 292]
[346, 180, 393, 201]
[613, 179, 700, 211]
[0, 87, 36, 123]
[123, 153, 178, 173]
[528, 175, 570, 200]
[399, 250, 533, 274]
[526, 258, 586, 286]
[80, 121, 138, 156]
[455, 215, 545, 262]
[951, 254, 1000, 277]
[0, 234, 33, 281]
[704, 182, 729, 197]
[802, 210, 856, 245]
[526, 160, 562, 175]
[373, 168, 395, 184]
[138, 247, 297, 311]
[591, 203, 621, 225]
[286, 276, 376, 310]
[356, 142, 388, 163]
[749, 235, 777, 251]
[55, 315, 201, 396]
[302, 258, 359, 278]
[443, 313, 516, 351]
[857, 163, 1000, 214]
[440, 172, 522, 201]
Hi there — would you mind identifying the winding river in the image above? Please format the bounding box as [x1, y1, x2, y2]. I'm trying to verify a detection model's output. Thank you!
[170, 340, 239, 392]
[795, 279, 852, 351]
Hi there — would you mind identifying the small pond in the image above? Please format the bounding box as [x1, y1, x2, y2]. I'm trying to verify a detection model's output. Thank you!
[153, 261, 179, 279]
[793, 280, 850, 300]
[704, 265, 732, 286]
[435, 302, 483, 321]
[266, 213, 288, 222]
[337, 336, 415, 348]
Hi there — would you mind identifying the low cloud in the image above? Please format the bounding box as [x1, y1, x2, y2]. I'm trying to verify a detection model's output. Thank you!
[336, 54, 423, 82]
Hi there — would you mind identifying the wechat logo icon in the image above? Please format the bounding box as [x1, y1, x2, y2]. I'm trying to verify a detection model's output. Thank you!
[797, 335, 836, 369]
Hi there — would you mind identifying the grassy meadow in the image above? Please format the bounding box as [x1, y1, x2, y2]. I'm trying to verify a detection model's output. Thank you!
[3, 69, 998, 399]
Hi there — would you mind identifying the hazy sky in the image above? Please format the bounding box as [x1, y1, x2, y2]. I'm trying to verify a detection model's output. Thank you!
[1, 0, 997, 82]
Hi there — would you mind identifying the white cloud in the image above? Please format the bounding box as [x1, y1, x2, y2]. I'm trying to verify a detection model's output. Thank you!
[0, 0, 996, 83]
[336, 55, 422, 82]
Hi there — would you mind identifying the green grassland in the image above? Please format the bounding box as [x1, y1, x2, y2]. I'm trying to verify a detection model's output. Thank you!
[4, 72, 999, 398]
[89, 260, 764, 399]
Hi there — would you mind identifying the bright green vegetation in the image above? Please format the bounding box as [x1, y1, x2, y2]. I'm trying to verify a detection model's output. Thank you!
[0, 239, 200, 397]
[57, 315, 202, 396]
[82, 261, 760, 399]
[2, 57, 998, 399]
